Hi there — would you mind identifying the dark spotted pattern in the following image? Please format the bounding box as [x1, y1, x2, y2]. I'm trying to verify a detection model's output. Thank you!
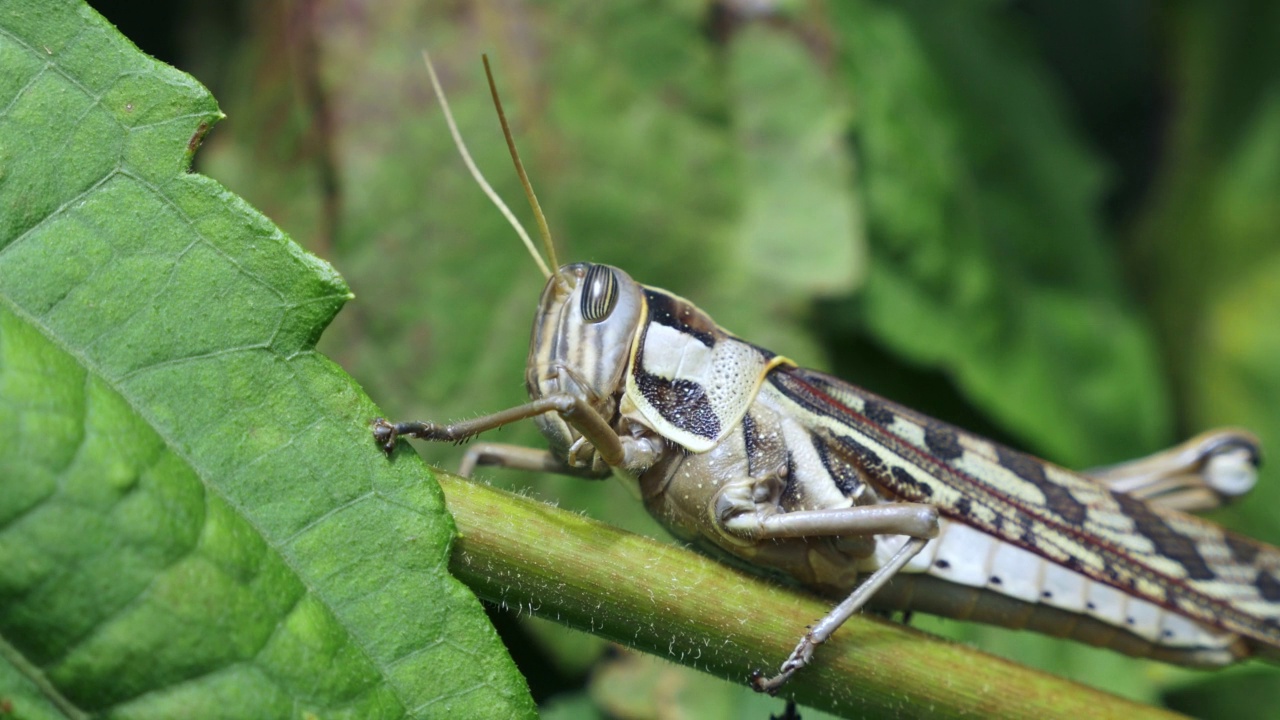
[812, 434, 865, 497]
[890, 466, 935, 501]
[645, 289, 716, 347]
[954, 497, 973, 518]
[769, 370, 845, 420]
[1113, 493, 1216, 581]
[1257, 571, 1280, 602]
[1016, 513, 1037, 549]
[765, 365, 1280, 647]
[862, 400, 896, 427]
[832, 434, 886, 476]
[826, 433, 939, 501]
[1226, 534, 1261, 565]
[995, 446, 1088, 525]
[633, 366, 720, 440]
[924, 425, 963, 460]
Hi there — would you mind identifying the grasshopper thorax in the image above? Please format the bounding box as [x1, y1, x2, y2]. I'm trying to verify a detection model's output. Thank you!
[526, 262, 645, 461]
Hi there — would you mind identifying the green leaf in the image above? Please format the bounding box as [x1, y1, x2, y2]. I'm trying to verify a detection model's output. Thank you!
[0, 2, 533, 718]
[0, 647, 64, 720]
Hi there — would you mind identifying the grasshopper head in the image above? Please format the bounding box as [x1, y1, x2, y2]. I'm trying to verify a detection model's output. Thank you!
[526, 262, 645, 462]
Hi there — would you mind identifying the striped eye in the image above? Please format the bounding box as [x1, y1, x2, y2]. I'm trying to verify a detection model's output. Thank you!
[580, 264, 619, 323]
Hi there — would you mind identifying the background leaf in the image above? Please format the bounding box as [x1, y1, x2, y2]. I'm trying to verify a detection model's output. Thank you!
[831, 0, 1169, 466]
[0, 2, 533, 718]
[64, 0, 1280, 716]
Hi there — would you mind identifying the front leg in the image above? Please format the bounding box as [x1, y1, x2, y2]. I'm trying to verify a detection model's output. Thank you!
[372, 392, 625, 465]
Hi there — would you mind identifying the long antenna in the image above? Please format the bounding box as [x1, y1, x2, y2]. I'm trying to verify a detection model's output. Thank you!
[420, 49, 551, 279]
[482, 54, 560, 273]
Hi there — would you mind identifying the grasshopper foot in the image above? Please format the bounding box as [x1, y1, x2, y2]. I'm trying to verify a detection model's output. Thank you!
[372, 418, 399, 455]
[751, 666, 798, 695]
[749, 669, 779, 695]
[751, 631, 818, 694]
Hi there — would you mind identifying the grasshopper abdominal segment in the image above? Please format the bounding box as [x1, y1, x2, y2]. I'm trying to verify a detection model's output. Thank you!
[377, 53, 1280, 694]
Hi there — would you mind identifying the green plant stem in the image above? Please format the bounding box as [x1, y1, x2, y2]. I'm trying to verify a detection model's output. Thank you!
[437, 472, 1186, 720]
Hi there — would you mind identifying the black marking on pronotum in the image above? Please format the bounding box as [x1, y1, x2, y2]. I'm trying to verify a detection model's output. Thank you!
[924, 424, 963, 461]
[1226, 534, 1261, 565]
[1257, 570, 1280, 602]
[862, 400, 896, 427]
[812, 433, 864, 497]
[1112, 493, 1216, 581]
[633, 365, 721, 440]
[995, 446, 1089, 525]
[580, 263, 619, 323]
[644, 289, 716, 347]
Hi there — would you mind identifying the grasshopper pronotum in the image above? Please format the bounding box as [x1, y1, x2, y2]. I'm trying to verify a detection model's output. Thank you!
[374, 52, 1280, 693]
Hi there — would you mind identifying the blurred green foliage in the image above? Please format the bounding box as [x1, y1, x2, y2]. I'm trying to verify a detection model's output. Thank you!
[90, 0, 1280, 716]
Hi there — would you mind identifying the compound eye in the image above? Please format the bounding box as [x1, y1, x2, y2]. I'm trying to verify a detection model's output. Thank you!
[580, 264, 619, 323]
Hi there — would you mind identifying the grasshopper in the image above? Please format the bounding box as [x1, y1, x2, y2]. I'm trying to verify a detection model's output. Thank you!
[374, 53, 1280, 693]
